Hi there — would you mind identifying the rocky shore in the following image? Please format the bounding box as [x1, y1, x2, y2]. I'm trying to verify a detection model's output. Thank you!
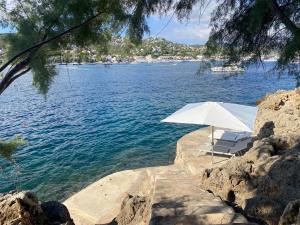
[198, 88, 300, 224]
[1, 88, 299, 225]
[0, 191, 74, 225]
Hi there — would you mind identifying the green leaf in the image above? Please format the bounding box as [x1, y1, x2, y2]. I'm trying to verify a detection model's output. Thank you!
[0, 136, 27, 162]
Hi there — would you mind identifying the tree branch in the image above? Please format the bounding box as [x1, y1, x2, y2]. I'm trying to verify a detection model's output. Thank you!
[0, 11, 103, 73]
[0, 68, 31, 95]
[0, 11, 104, 95]
[271, 0, 300, 36]
[0, 56, 31, 94]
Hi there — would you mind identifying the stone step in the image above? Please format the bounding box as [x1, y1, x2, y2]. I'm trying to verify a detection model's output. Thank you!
[153, 184, 203, 192]
[152, 193, 222, 203]
[153, 196, 227, 207]
[155, 175, 192, 180]
[155, 169, 187, 174]
[149, 167, 252, 225]
[154, 171, 190, 177]
[154, 178, 202, 185]
[153, 186, 213, 199]
[154, 175, 191, 180]
[150, 212, 249, 225]
[155, 169, 191, 177]
[152, 203, 235, 215]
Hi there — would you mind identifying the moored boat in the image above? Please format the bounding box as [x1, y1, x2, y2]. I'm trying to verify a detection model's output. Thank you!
[211, 65, 244, 73]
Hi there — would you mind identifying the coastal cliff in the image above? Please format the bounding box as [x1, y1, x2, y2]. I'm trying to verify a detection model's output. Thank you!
[198, 88, 300, 224]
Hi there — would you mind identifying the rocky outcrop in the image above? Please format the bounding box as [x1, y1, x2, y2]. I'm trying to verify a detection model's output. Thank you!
[0, 191, 74, 225]
[41, 201, 75, 225]
[108, 194, 151, 225]
[0, 191, 44, 225]
[199, 88, 300, 225]
[254, 88, 300, 140]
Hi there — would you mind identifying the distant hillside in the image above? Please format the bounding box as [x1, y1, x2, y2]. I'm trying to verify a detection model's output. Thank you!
[0, 36, 204, 63]
[56, 37, 205, 63]
[108, 37, 204, 58]
[0, 36, 279, 64]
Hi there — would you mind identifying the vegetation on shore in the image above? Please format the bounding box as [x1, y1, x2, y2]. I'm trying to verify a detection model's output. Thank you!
[0, 36, 204, 64]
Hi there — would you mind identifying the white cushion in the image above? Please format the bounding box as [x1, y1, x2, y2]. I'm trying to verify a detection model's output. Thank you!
[209, 129, 251, 142]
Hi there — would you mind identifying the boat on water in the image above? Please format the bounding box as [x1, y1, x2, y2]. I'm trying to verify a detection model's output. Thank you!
[211, 65, 244, 73]
[72, 62, 82, 65]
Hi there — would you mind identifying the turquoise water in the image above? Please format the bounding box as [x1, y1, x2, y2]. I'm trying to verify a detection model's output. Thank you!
[0, 62, 296, 201]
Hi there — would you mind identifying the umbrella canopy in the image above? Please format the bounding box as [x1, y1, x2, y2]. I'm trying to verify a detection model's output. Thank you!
[162, 102, 257, 132]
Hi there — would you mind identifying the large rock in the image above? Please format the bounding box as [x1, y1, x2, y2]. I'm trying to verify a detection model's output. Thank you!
[0, 191, 45, 225]
[0, 191, 74, 225]
[199, 88, 300, 225]
[41, 201, 75, 225]
[254, 88, 300, 140]
[108, 194, 151, 225]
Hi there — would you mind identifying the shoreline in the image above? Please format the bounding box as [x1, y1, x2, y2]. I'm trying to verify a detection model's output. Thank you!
[56, 57, 280, 66]
[56, 58, 205, 66]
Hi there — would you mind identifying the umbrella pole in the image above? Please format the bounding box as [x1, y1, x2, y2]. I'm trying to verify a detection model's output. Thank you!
[211, 126, 214, 164]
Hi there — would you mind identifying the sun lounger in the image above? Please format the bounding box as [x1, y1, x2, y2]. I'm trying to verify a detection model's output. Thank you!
[199, 130, 252, 157]
[199, 142, 237, 157]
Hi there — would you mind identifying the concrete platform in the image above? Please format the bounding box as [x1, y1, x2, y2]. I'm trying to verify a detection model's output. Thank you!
[63, 127, 253, 225]
[64, 168, 153, 224]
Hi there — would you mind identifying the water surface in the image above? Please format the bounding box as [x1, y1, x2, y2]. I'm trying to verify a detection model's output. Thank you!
[0, 62, 296, 200]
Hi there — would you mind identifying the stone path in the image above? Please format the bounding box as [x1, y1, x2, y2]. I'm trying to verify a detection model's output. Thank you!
[149, 165, 253, 225]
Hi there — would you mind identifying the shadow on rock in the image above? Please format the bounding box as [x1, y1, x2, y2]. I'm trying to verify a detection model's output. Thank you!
[257, 121, 275, 140]
[42, 201, 75, 225]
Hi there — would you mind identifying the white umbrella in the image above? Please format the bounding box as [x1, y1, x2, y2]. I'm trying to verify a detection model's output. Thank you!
[162, 102, 257, 160]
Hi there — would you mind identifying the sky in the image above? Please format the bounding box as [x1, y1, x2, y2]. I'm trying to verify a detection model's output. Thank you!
[146, 2, 215, 45]
[0, 1, 215, 45]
